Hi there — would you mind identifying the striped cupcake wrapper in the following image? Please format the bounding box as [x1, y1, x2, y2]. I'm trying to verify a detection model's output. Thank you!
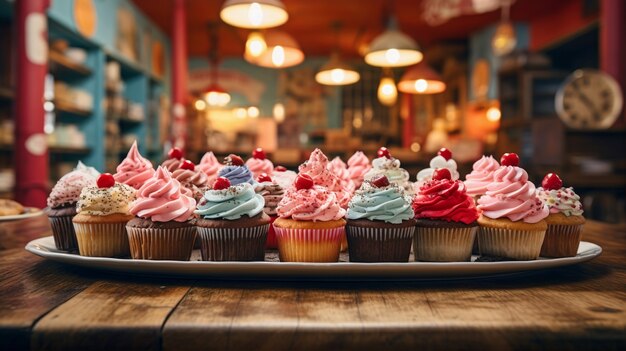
[345, 225, 414, 262]
[414, 227, 477, 262]
[73, 222, 130, 258]
[540, 224, 584, 258]
[49, 215, 78, 251]
[273, 226, 344, 262]
[197, 224, 269, 261]
[478, 227, 546, 260]
[126, 226, 196, 261]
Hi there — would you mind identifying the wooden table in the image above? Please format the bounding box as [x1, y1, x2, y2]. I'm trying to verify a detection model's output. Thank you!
[1, 220, 625, 351]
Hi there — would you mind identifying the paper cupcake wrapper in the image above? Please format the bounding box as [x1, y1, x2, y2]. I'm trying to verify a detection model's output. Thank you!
[345, 225, 414, 262]
[273, 225, 344, 262]
[197, 224, 269, 261]
[73, 222, 130, 258]
[126, 226, 197, 261]
[540, 224, 583, 258]
[414, 227, 477, 262]
[478, 226, 546, 260]
[265, 216, 278, 249]
[48, 215, 78, 251]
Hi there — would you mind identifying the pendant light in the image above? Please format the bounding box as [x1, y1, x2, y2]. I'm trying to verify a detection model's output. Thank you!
[249, 30, 304, 68]
[316, 23, 360, 86]
[220, 0, 288, 29]
[377, 68, 398, 106]
[245, 31, 267, 62]
[204, 23, 231, 107]
[492, 1, 516, 56]
[365, 17, 423, 67]
[398, 61, 446, 94]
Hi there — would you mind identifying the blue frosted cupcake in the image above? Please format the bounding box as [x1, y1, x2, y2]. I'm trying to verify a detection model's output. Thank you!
[217, 154, 255, 185]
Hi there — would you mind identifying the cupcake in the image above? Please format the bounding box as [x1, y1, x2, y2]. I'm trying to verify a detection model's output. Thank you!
[171, 159, 210, 200]
[476, 153, 549, 260]
[536, 173, 586, 257]
[298, 148, 351, 208]
[327, 156, 356, 194]
[44, 161, 99, 251]
[346, 175, 415, 262]
[254, 173, 284, 249]
[197, 151, 223, 184]
[273, 173, 346, 262]
[464, 155, 500, 198]
[271, 165, 297, 189]
[126, 166, 197, 260]
[347, 151, 371, 189]
[72, 173, 135, 257]
[414, 148, 460, 191]
[412, 168, 480, 262]
[218, 154, 255, 185]
[114, 140, 155, 190]
[195, 177, 270, 261]
[364, 147, 412, 194]
[245, 147, 274, 178]
[161, 147, 184, 172]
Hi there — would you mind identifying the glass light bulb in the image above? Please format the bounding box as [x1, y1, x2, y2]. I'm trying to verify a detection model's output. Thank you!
[492, 22, 517, 56]
[194, 99, 206, 111]
[273, 103, 285, 123]
[272, 45, 285, 67]
[330, 69, 345, 83]
[247, 106, 260, 118]
[385, 48, 400, 64]
[377, 77, 397, 106]
[486, 106, 501, 122]
[414, 79, 428, 93]
[248, 2, 263, 27]
[234, 107, 247, 119]
[246, 32, 267, 58]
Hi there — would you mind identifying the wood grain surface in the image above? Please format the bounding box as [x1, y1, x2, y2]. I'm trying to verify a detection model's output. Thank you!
[0, 220, 625, 351]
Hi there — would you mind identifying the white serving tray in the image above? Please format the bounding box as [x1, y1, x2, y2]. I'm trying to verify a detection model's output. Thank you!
[25, 236, 602, 280]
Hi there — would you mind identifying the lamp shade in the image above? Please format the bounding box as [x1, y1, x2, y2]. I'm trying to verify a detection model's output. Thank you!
[365, 18, 423, 67]
[315, 53, 360, 86]
[398, 62, 446, 94]
[220, 0, 288, 29]
[248, 30, 304, 68]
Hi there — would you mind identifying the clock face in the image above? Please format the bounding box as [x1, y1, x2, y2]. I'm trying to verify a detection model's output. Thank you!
[555, 69, 623, 129]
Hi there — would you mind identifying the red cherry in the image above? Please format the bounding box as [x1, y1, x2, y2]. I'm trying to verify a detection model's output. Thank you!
[437, 148, 452, 161]
[274, 165, 287, 172]
[371, 175, 390, 188]
[213, 177, 231, 190]
[252, 147, 266, 160]
[97, 173, 115, 188]
[257, 173, 272, 183]
[168, 147, 183, 160]
[180, 159, 195, 171]
[500, 153, 520, 167]
[432, 168, 452, 181]
[295, 173, 314, 190]
[226, 154, 244, 166]
[377, 147, 391, 159]
[542, 173, 563, 190]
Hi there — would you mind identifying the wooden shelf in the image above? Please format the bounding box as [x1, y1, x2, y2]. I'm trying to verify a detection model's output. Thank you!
[0, 143, 13, 152]
[0, 86, 13, 101]
[48, 146, 91, 155]
[54, 100, 92, 117]
[48, 51, 92, 78]
[117, 117, 144, 124]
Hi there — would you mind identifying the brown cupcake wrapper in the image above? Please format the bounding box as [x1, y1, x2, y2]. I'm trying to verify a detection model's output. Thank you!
[273, 226, 344, 262]
[414, 226, 477, 262]
[197, 224, 269, 261]
[478, 226, 546, 260]
[126, 226, 197, 261]
[49, 215, 78, 251]
[540, 224, 584, 258]
[345, 225, 414, 262]
[73, 222, 130, 257]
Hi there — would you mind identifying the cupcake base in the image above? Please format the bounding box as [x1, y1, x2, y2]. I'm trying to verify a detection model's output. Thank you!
[346, 219, 415, 262]
[126, 218, 196, 261]
[197, 224, 269, 261]
[45, 205, 78, 251]
[540, 224, 584, 258]
[273, 218, 346, 262]
[73, 221, 130, 258]
[477, 216, 547, 260]
[414, 220, 478, 262]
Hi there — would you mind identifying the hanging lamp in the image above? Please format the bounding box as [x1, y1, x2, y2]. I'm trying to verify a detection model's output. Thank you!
[365, 17, 422, 67]
[492, 1, 516, 56]
[204, 23, 231, 107]
[377, 68, 398, 106]
[249, 30, 304, 68]
[220, 0, 288, 29]
[398, 61, 446, 94]
[244, 31, 267, 62]
[315, 23, 360, 86]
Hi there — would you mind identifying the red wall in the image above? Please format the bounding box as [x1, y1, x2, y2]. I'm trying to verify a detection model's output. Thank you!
[529, 0, 599, 51]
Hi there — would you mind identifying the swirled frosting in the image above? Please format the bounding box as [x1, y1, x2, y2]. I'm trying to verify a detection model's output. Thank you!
[364, 157, 411, 191]
[299, 149, 352, 208]
[255, 182, 284, 216]
[327, 157, 356, 193]
[195, 183, 264, 220]
[161, 158, 182, 172]
[536, 187, 584, 216]
[412, 179, 479, 224]
[196, 152, 222, 184]
[76, 183, 136, 216]
[276, 184, 346, 221]
[172, 168, 210, 200]
[347, 151, 371, 189]
[130, 166, 196, 222]
[114, 141, 155, 190]
[347, 182, 414, 224]
[477, 166, 549, 223]
[245, 157, 274, 177]
[218, 165, 255, 186]
[75, 161, 100, 178]
[271, 169, 297, 189]
[465, 156, 500, 197]
[415, 155, 460, 188]
[47, 164, 98, 208]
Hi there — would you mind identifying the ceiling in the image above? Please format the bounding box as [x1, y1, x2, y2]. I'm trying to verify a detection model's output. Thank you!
[132, 0, 572, 58]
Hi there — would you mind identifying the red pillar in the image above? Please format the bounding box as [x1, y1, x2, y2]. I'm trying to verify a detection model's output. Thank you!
[171, 0, 188, 152]
[14, 0, 51, 207]
[402, 93, 415, 148]
[600, 0, 626, 123]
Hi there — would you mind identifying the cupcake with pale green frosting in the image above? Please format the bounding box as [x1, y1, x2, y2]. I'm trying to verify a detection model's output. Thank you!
[195, 177, 270, 261]
[345, 175, 416, 262]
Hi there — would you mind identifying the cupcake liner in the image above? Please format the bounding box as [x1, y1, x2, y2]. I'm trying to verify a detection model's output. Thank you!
[478, 226, 546, 260]
[340, 232, 348, 252]
[414, 227, 477, 262]
[265, 216, 278, 249]
[273, 226, 344, 262]
[540, 224, 584, 258]
[127, 226, 197, 261]
[345, 225, 414, 262]
[49, 215, 78, 251]
[197, 224, 269, 261]
[73, 222, 130, 257]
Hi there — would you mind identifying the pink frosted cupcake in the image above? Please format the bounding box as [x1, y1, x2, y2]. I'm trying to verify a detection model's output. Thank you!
[171, 159, 210, 200]
[271, 165, 297, 189]
[196, 151, 222, 184]
[327, 156, 356, 194]
[126, 166, 197, 260]
[114, 141, 155, 190]
[161, 147, 184, 172]
[464, 155, 500, 198]
[299, 148, 351, 208]
[245, 147, 274, 178]
[347, 151, 371, 189]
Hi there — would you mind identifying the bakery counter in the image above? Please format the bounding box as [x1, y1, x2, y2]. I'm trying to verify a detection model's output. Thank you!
[1, 220, 625, 351]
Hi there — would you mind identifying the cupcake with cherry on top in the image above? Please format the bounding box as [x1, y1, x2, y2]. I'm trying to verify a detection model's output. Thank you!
[245, 147, 274, 178]
[536, 173, 586, 257]
[114, 140, 155, 190]
[364, 147, 412, 195]
[414, 147, 460, 193]
[161, 147, 184, 172]
[171, 159, 210, 200]
[218, 154, 256, 185]
[254, 173, 285, 249]
[464, 155, 500, 199]
[298, 148, 351, 208]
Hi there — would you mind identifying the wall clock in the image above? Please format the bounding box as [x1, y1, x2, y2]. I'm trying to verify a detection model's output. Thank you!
[555, 69, 623, 129]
